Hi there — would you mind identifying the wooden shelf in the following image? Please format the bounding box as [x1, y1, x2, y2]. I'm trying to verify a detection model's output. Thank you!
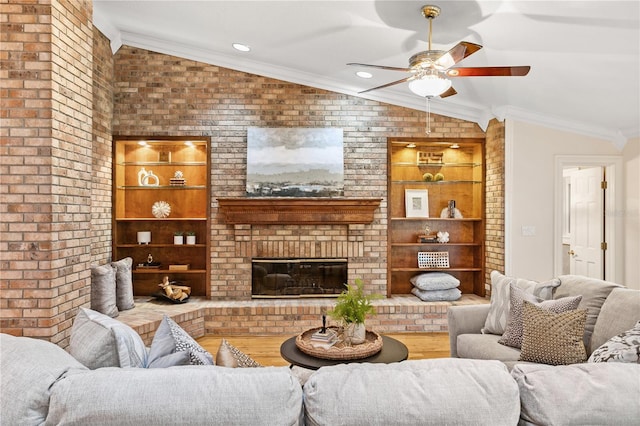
[217, 197, 382, 225]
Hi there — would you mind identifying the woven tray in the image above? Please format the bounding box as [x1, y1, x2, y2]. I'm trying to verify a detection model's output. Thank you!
[295, 327, 383, 360]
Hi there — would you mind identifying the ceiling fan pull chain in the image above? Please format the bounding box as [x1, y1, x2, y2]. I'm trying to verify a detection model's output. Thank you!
[425, 96, 432, 134]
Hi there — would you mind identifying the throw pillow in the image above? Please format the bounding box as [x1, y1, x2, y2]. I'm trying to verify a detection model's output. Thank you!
[90, 263, 119, 317]
[410, 272, 460, 291]
[147, 315, 214, 367]
[588, 320, 640, 363]
[69, 307, 148, 369]
[216, 338, 262, 368]
[481, 271, 561, 335]
[111, 257, 135, 311]
[519, 301, 587, 365]
[499, 285, 582, 349]
[411, 287, 461, 302]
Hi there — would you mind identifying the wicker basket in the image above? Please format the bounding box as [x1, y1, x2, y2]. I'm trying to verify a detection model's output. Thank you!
[418, 251, 450, 269]
[295, 327, 383, 360]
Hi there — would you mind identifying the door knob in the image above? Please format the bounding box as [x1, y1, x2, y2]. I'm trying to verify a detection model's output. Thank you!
[568, 250, 575, 256]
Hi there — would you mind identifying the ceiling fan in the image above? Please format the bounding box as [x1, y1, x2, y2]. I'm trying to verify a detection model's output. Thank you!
[348, 5, 531, 98]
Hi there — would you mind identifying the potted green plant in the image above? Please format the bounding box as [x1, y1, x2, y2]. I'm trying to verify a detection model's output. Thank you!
[185, 231, 196, 245]
[327, 278, 383, 344]
[173, 231, 184, 245]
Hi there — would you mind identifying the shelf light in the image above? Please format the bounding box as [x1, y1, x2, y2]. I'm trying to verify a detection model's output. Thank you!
[449, 143, 460, 149]
[184, 141, 194, 147]
[406, 143, 416, 148]
[138, 141, 148, 147]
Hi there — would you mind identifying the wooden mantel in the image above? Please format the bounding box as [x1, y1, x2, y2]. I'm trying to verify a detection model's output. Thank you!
[217, 197, 382, 225]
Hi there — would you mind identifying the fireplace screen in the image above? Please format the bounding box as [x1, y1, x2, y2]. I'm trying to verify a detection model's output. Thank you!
[252, 258, 347, 298]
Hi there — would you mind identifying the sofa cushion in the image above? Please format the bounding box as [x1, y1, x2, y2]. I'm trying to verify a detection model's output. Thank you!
[590, 287, 640, 354]
[70, 307, 148, 369]
[47, 366, 303, 425]
[0, 333, 87, 425]
[410, 272, 460, 290]
[303, 358, 520, 426]
[499, 285, 582, 349]
[90, 263, 119, 317]
[147, 315, 213, 367]
[556, 274, 624, 351]
[512, 363, 640, 425]
[216, 338, 262, 368]
[111, 257, 135, 311]
[457, 333, 522, 362]
[588, 320, 640, 363]
[482, 271, 560, 335]
[519, 301, 587, 365]
[411, 287, 461, 301]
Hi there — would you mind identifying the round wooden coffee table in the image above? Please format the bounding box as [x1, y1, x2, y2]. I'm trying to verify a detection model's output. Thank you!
[280, 335, 408, 370]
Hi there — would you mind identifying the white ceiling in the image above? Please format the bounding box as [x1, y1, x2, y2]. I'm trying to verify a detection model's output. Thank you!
[93, 1, 639, 148]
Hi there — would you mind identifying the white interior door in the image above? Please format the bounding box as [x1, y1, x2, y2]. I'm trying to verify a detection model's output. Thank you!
[569, 167, 604, 278]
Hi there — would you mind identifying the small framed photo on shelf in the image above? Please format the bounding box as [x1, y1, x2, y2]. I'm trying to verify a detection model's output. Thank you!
[158, 151, 171, 163]
[405, 189, 429, 218]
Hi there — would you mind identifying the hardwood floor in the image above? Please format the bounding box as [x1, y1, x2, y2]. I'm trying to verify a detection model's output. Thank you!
[197, 333, 450, 366]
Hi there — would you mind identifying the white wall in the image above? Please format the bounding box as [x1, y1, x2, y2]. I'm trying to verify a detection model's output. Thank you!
[504, 120, 623, 282]
[623, 137, 639, 289]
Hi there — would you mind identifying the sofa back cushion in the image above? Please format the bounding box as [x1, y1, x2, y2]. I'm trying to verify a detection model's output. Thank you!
[556, 275, 624, 351]
[590, 288, 640, 354]
[46, 366, 303, 425]
[0, 334, 87, 425]
[303, 358, 520, 426]
[512, 363, 640, 425]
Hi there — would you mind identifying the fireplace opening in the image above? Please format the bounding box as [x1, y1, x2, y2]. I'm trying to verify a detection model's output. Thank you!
[252, 258, 347, 298]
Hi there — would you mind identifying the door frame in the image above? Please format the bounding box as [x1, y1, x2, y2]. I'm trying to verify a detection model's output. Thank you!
[553, 155, 623, 281]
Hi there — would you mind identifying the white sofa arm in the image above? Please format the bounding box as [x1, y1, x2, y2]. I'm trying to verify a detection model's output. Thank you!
[447, 304, 491, 357]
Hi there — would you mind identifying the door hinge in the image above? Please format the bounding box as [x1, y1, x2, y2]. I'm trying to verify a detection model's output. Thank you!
[601, 180, 608, 189]
[601, 241, 608, 250]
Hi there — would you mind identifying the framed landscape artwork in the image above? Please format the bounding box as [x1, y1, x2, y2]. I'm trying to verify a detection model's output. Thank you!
[246, 127, 344, 197]
[405, 189, 429, 218]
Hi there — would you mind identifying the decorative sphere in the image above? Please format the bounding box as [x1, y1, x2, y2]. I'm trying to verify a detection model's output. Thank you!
[422, 172, 433, 182]
[434, 173, 445, 181]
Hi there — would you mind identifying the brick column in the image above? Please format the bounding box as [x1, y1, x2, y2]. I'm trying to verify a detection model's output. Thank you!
[0, 0, 94, 345]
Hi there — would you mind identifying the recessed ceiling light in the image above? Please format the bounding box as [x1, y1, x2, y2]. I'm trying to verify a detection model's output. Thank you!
[232, 43, 251, 52]
[356, 71, 373, 79]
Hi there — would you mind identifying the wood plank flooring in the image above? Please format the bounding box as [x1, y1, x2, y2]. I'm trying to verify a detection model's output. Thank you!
[197, 333, 450, 366]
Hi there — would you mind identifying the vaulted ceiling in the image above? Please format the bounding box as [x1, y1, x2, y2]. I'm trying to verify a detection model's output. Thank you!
[94, 1, 639, 148]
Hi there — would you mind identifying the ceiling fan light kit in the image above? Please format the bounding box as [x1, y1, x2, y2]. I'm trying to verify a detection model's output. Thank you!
[408, 73, 452, 97]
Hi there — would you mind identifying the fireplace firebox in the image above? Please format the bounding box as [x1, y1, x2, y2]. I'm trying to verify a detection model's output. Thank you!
[252, 258, 347, 298]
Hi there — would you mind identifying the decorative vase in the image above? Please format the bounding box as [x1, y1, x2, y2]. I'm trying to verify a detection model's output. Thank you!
[174, 235, 184, 245]
[345, 322, 366, 345]
[186, 235, 196, 245]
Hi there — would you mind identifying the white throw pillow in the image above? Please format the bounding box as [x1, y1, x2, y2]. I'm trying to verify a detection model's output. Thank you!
[410, 272, 460, 291]
[481, 271, 560, 335]
[411, 287, 461, 301]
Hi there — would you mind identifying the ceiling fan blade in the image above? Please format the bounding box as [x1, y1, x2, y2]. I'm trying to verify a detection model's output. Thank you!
[358, 76, 413, 94]
[437, 42, 482, 68]
[446, 66, 531, 77]
[439, 86, 457, 98]
[347, 63, 412, 72]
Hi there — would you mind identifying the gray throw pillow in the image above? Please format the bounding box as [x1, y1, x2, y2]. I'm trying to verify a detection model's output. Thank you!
[147, 315, 214, 367]
[69, 307, 148, 369]
[411, 287, 461, 301]
[111, 257, 135, 311]
[482, 271, 560, 335]
[499, 284, 582, 349]
[410, 272, 460, 291]
[90, 263, 118, 317]
[588, 320, 640, 363]
[216, 338, 262, 368]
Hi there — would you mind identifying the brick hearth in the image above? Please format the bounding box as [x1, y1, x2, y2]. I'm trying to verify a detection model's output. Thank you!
[117, 294, 488, 345]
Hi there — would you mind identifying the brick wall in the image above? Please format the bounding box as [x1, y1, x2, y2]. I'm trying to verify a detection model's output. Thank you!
[485, 119, 506, 295]
[91, 26, 114, 263]
[112, 46, 487, 299]
[0, 0, 93, 345]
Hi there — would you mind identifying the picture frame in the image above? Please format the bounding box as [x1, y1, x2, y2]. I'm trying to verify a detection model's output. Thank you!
[405, 189, 429, 218]
[158, 151, 171, 163]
